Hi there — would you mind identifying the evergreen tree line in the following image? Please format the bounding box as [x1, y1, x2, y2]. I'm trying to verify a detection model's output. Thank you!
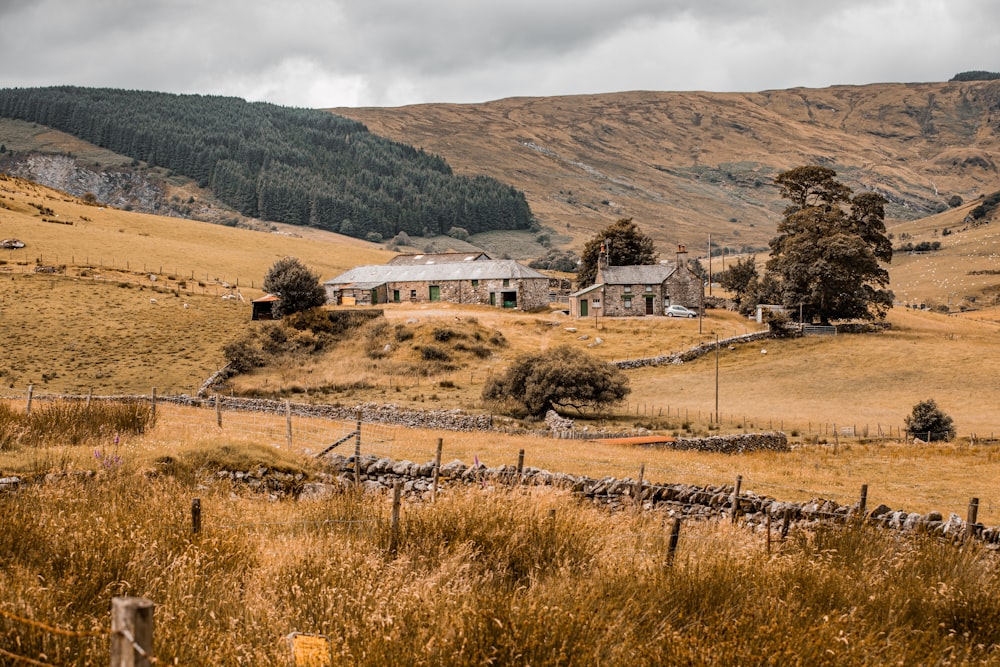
[0, 86, 532, 238]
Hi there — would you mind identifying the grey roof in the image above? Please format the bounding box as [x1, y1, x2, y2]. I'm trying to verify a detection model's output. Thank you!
[387, 252, 491, 265]
[325, 259, 547, 286]
[570, 283, 605, 298]
[599, 263, 675, 285]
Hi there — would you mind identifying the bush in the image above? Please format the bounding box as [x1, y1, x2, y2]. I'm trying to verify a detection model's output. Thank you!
[905, 399, 956, 442]
[482, 345, 630, 417]
[948, 195, 963, 208]
[223, 336, 266, 373]
[262, 257, 327, 317]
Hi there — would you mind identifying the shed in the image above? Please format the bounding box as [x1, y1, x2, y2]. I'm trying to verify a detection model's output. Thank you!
[251, 294, 281, 320]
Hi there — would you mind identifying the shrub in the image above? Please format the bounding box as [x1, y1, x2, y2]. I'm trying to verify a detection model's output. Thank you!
[418, 345, 451, 362]
[948, 195, 963, 208]
[905, 399, 956, 441]
[482, 345, 630, 417]
[223, 336, 266, 373]
[262, 257, 327, 317]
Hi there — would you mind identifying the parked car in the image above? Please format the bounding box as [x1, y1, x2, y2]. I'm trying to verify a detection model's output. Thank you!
[665, 304, 697, 318]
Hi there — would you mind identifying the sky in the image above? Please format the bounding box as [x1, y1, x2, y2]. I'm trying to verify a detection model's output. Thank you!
[1, 0, 997, 109]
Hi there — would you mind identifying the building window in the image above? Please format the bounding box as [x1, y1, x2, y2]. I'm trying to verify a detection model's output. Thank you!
[410, 290, 417, 300]
[502, 279, 510, 287]
[624, 297, 632, 309]
[623, 285, 631, 293]
[645, 285, 653, 292]
[471, 279, 479, 287]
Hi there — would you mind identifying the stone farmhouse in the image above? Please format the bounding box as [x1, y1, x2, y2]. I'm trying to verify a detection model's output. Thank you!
[569, 245, 704, 317]
[324, 255, 550, 311]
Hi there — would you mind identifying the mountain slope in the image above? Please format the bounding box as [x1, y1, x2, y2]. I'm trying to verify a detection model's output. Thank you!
[331, 81, 1000, 250]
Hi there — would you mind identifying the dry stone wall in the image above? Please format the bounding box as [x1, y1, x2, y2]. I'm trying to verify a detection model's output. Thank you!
[307, 454, 999, 547]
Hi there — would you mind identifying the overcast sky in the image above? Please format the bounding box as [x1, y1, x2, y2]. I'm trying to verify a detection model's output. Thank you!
[2, 0, 997, 109]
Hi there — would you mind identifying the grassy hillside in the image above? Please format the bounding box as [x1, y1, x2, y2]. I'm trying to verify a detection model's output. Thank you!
[331, 81, 1000, 253]
[0, 174, 392, 393]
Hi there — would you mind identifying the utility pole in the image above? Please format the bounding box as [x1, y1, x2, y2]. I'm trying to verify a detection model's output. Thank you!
[715, 333, 720, 422]
[708, 233, 713, 296]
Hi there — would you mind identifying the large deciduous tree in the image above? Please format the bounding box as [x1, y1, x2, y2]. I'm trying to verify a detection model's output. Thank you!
[482, 345, 630, 418]
[576, 218, 658, 289]
[262, 256, 328, 317]
[765, 166, 893, 323]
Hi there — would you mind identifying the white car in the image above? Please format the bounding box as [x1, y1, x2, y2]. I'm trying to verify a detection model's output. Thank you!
[665, 304, 697, 318]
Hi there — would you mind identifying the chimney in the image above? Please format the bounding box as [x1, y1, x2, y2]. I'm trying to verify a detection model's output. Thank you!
[676, 244, 687, 269]
[598, 241, 609, 270]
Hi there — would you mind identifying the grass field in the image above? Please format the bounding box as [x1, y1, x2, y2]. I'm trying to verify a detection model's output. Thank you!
[1, 406, 999, 666]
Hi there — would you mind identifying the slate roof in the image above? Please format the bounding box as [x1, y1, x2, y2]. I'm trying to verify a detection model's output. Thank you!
[325, 260, 547, 286]
[598, 263, 676, 285]
[569, 283, 605, 298]
[387, 252, 491, 265]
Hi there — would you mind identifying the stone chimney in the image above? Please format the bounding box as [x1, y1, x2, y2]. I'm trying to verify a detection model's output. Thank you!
[676, 244, 688, 269]
[598, 241, 609, 270]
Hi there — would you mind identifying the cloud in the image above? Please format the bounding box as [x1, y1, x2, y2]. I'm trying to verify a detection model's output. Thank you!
[0, 0, 997, 108]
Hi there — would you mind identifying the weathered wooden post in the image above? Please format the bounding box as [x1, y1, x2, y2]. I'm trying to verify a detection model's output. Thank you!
[635, 464, 646, 511]
[431, 438, 443, 502]
[285, 400, 293, 449]
[215, 395, 222, 428]
[858, 484, 868, 520]
[731, 475, 742, 524]
[191, 498, 201, 534]
[111, 597, 155, 667]
[966, 497, 980, 542]
[516, 449, 525, 486]
[666, 518, 682, 567]
[781, 507, 792, 540]
[26, 384, 33, 416]
[86, 387, 93, 408]
[353, 412, 362, 487]
[389, 482, 402, 557]
[150, 387, 156, 422]
[765, 513, 772, 556]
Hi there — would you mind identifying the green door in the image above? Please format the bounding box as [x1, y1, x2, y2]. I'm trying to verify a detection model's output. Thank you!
[393, 290, 400, 303]
[580, 299, 589, 317]
[429, 285, 440, 302]
[489, 292, 496, 306]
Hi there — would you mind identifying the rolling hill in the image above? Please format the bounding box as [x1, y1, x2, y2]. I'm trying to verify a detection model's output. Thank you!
[331, 80, 1000, 252]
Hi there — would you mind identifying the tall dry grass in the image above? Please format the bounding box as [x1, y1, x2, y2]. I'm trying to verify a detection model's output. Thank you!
[2, 473, 999, 666]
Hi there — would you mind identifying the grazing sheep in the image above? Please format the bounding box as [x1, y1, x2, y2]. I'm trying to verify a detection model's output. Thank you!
[150, 298, 158, 304]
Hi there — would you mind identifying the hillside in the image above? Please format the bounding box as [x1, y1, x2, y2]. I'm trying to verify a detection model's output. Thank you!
[0, 87, 533, 241]
[331, 81, 1000, 252]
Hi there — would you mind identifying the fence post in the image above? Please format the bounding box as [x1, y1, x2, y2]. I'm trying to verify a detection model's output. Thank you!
[666, 518, 682, 567]
[781, 507, 792, 540]
[215, 395, 222, 428]
[765, 513, 772, 556]
[389, 482, 402, 557]
[26, 384, 33, 416]
[731, 475, 742, 524]
[515, 449, 525, 486]
[111, 597, 155, 667]
[635, 463, 645, 510]
[150, 387, 156, 423]
[432, 438, 443, 502]
[86, 387, 93, 408]
[858, 484, 868, 520]
[191, 498, 201, 534]
[966, 497, 980, 542]
[353, 414, 362, 488]
[285, 400, 292, 449]
[833, 423, 839, 453]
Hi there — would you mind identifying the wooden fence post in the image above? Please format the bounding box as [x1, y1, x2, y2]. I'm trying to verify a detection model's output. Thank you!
[215, 395, 222, 428]
[765, 513, 772, 556]
[353, 414, 362, 487]
[150, 387, 156, 422]
[26, 384, 33, 416]
[432, 438, 443, 503]
[635, 464, 646, 510]
[86, 387, 93, 408]
[858, 484, 868, 520]
[191, 498, 201, 534]
[966, 497, 980, 542]
[666, 518, 682, 567]
[516, 449, 525, 486]
[731, 475, 742, 524]
[285, 400, 292, 449]
[111, 597, 155, 667]
[781, 507, 792, 540]
[389, 482, 402, 557]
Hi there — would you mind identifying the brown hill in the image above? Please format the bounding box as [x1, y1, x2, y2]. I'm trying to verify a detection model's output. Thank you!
[331, 81, 1000, 252]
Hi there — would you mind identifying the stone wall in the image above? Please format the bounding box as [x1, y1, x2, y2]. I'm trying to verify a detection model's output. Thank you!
[613, 330, 773, 369]
[306, 454, 999, 546]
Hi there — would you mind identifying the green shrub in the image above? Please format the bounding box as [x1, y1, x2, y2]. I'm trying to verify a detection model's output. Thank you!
[905, 399, 956, 441]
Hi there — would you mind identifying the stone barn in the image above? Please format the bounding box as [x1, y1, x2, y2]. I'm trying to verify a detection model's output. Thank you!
[569, 245, 704, 318]
[324, 259, 550, 311]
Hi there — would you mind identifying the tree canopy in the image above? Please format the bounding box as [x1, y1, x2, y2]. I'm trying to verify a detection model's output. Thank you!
[576, 218, 658, 288]
[905, 399, 956, 442]
[0, 86, 533, 240]
[482, 345, 630, 418]
[716, 255, 758, 310]
[262, 257, 327, 317]
[765, 166, 893, 323]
